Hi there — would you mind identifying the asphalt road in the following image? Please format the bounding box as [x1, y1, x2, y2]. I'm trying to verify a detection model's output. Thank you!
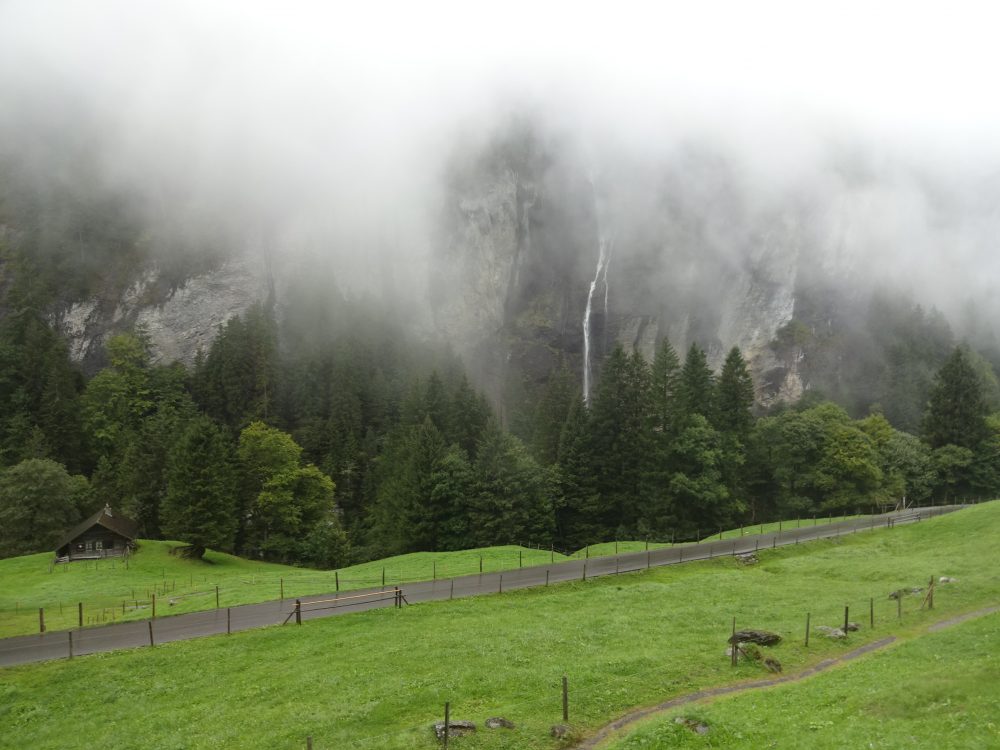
[0, 505, 964, 667]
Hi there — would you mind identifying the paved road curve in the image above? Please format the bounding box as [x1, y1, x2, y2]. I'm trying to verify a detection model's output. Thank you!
[0, 506, 964, 667]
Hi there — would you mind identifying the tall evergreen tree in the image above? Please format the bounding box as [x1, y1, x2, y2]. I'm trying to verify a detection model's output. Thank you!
[161, 416, 238, 558]
[922, 346, 990, 450]
[470, 422, 553, 546]
[678, 343, 715, 425]
[530, 363, 576, 465]
[554, 397, 602, 548]
[714, 347, 755, 438]
[588, 346, 652, 532]
[649, 338, 682, 436]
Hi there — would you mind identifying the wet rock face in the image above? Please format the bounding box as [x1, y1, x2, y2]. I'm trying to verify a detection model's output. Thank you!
[432, 133, 807, 412]
[50, 255, 271, 373]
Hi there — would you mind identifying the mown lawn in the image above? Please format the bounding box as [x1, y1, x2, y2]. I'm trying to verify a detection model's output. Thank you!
[0, 543, 568, 637]
[602, 609, 1000, 749]
[1, 502, 997, 749]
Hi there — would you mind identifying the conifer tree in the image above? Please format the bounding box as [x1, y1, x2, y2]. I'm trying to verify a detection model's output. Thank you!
[922, 346, 990, 450]
[650, 338, 682, 436]
[161, 416, 238, 558]
[678, 343, 715, 425]
[554, 397, 602, 548]
[714, 347, 755, 438]
[531, 363, 576, 465]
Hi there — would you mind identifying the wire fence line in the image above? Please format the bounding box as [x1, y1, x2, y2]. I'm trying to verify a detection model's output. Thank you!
[0, 504, 968, 657]
[270, 581, 967, 748]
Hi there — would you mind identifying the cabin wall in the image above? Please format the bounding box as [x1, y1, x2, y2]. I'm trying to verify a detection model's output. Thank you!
[58, 525, 133, 561]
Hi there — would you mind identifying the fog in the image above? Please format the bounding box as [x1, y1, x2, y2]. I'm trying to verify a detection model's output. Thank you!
[2, 0, 1000, 325]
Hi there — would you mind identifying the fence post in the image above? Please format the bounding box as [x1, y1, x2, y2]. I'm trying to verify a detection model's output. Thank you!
[78, 602, 83, 628]
[148, 620, 154, 647]
[647, 550, 651, 569]
[295, 599, 302, 625]
[545, 570, 550, 586]
[306, 737, 313, 750]
[68, 631, 73, 659]
[928, 576, 935, 610]
[499, 574, 503, 594]
[550, 544, 554, 563]
[433, 562, 436, 581]
[805, 612, 810, 647]
[444, 702, 450, 749]
[39, 607, 45, 634]
[450, 579, 455, 599]
[519, 551, 523, 568]
[582, 562, 587, 581]
[382, 568, 386, 587]
[227, 607, 231, 635]
[731, 617, 737, 666]
[479, 557, 483, 575]
[281, 578, 284, 601]
[562, 676, 569, 722]
[844, 605, 849, 632]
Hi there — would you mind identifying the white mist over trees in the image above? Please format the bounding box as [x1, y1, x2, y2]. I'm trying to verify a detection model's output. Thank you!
[3, 2, 1000, 561]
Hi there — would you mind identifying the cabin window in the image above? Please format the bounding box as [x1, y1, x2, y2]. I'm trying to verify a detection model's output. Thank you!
[95, 540, 103, 551]
[85, 540, 93, 551]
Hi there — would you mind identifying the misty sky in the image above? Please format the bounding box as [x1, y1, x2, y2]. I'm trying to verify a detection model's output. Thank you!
[2, 0, 1000, 312]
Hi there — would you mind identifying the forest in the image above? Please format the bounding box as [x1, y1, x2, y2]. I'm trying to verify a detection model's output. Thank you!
[2, 236, 998, 566]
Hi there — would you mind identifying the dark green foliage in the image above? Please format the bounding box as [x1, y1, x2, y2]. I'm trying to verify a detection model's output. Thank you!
[922, 346, 990, 450]
[666, 415, 734, 534]
[468, 422, 553, 547]
[160, 417, 238, 557]
[530, 362, 577, 465]
[0, 312, 86, 472]
[649, 339, 682, 436]
[0, 458, 90, 556]
[746, 403, 883, 518]
[554, 398, 603, 548]
[235, 421, 348, 565]
[588, 347, 652, 531]
[715, 347, 755, 438]
[678, 343, 715, 424]
[370, 418, 448, 555]
[193, 303, 279, 430]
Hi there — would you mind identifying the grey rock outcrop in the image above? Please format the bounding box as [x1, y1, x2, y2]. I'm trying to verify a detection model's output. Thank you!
[50, 254, 271, 373]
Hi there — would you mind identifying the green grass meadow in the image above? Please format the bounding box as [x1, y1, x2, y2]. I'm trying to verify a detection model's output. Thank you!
[602, 610, 1000, 749]
[0, 543, 569, 637]
[1, 502, 998, 749]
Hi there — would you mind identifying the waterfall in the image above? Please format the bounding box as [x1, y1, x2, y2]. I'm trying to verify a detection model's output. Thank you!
[583, 235, 613, 405]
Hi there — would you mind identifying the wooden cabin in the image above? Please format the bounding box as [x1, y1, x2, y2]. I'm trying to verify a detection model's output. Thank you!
[54, 505, 138, 563]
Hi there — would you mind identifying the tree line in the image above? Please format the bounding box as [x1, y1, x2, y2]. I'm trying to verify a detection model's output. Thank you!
[1, 288, 999, 563]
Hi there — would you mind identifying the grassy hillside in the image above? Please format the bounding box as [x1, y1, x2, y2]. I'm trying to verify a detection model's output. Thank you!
[1, 502, 997, 749]
[602, 610, 1000, 749]
[0, 542, 567, 638]
[569, 514, 862, 558]
[0, 513, 864, 638]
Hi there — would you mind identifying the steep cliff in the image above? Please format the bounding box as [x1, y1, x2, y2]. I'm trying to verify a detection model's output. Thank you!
[48, 254, 272, 373]
[432, 133, 808, 411]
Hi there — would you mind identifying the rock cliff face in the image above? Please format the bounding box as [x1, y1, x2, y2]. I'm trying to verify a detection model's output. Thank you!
[431, 136, 808, 409]
[50, 255, 271, 373]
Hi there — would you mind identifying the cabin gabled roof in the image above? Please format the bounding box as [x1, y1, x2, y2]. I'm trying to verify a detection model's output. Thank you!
[55, 505, 138, 551]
